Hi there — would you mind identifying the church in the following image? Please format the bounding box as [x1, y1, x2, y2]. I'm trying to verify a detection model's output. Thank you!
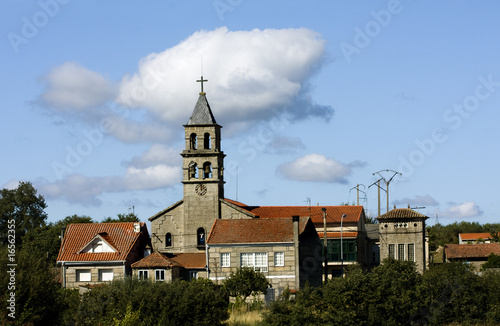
[131, 78, 372, 291]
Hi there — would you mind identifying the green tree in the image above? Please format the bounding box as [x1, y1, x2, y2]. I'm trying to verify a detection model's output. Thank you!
[0, 181, 47, 247]
[223, 267, 270, 302]
[482, 253, 500, 270]
[101, 212, 139, 223]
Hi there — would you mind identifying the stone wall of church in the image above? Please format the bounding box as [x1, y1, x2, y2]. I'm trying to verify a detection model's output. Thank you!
[208, 244, 299, 290]
[151, 205, 185, 253]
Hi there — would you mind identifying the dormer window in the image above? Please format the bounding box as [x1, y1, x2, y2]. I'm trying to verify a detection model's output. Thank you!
[79, 233, 117, 254]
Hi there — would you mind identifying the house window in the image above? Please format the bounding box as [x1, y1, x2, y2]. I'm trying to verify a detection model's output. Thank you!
[76, 269, 91, 282]
[326, 239, 357, 262]
[99, 269, 114, 282]
[408, 244, 415, 262]
[155, 269, 165, 282]
[388, 244, 395, 259]
[138, 270, 149, 280]
[221, 253, 230, 268]
[189, 271, 198, 280]
[275, 252, 285, 267]
[197, 228, 205, 246]
[165, 233, 172, 247]
[398, 244, 405, 261]
[240, 253, 268, 272]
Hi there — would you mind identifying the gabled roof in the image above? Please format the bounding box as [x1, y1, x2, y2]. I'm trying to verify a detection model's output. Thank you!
[223, 199, 364, 224]
[459, 233, 492, 241]
[376, 208, 428, 221]
[131, 252, 181, 269]
[186, 93, 218, 125]
[57, 222, 148, 263]
[444, 243, 500, 259]
[207, 217, 311, 244]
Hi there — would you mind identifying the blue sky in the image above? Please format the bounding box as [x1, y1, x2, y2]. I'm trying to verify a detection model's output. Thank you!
[2, 0, 500, 226]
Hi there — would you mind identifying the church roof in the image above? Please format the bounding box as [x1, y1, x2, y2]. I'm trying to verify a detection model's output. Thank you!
[376, 207, 429, 221]
[222, 199, 364, 224]
[186, 93, 217, 125]
[57, 222, 148, 263]
[207, 217, 311, 244]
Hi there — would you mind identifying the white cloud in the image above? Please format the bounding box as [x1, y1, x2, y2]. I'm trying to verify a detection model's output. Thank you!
[438, 201, 483, 219]
[393, 195, 439, 207]
[277, 154, 351, 183]
[41, 62, 116, 112]
[38, 144, 182, 206]
[117, 27, 331, 128]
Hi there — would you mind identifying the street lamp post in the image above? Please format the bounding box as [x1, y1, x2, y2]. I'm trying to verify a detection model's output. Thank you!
[340, 214, 346, 277]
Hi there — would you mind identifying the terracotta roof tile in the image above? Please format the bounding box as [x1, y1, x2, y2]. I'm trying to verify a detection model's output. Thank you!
[207, 217, 310, 244]
[169, 253, 206, 269]
[459, 233, 492, 241]
[444, 243, 500, 259]
[131, 252, 180, 269]
[223, 199, 364, 223]
[57, 222, 147, 262]
[376, 208, 428, 220]
[318, 232, 358, 239]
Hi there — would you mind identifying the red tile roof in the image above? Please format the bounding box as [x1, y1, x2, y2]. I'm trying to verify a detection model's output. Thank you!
[459, 233, 492, 241]
[131, 252, 180, 269]
[207, 217, 310, 244]
[57, 222, 147, 262]
[223, 199, 364, 224]
[376, 208, 428, 220]
[318, 232, 358, 239]
[444, 243, 500, 259]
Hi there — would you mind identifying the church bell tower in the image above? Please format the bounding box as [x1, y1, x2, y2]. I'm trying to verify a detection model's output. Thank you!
[180, 77, 225, 250]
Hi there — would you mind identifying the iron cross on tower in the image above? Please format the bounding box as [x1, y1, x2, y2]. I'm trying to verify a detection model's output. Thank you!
[197, 76, 208, 94]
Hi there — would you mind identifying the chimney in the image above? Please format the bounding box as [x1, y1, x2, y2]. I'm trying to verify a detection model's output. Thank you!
[292, 216, 300, 289]
[133, 223, 141, 233]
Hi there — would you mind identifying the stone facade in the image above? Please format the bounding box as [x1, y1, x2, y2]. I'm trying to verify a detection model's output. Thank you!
[377, 207, 429, 273]
[64, 265, 125, 290]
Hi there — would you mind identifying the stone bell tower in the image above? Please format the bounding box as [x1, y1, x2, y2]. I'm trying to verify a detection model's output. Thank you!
[180, 76, 225, 250]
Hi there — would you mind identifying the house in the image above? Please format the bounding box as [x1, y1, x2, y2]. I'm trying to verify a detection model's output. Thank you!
[376, 206, 429, 273]
[206, 216, 322, 291]
[57, 222, 149, 290]
[444, 243, 500, 270]
[459, 233, 492, 244]
[130, 251, 206, 282]
[222, 200, 369, 278]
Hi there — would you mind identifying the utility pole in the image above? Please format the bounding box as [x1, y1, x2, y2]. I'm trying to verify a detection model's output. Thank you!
[322, 208, 328, 284]
[368, 179, 386, 217]
[349, 184, 366, 205]
[372, 170, 402, 213]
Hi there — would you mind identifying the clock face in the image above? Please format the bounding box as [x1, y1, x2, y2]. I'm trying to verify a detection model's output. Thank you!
[195, 184, 207, 196]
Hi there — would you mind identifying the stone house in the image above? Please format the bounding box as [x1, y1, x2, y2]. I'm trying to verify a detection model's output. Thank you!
[57, 222, 149, 290]
[444, 243, 500, 271]
[130, 251, 206, 281]
[377, 206, 429, 273]
[206, 216, 322, 291]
